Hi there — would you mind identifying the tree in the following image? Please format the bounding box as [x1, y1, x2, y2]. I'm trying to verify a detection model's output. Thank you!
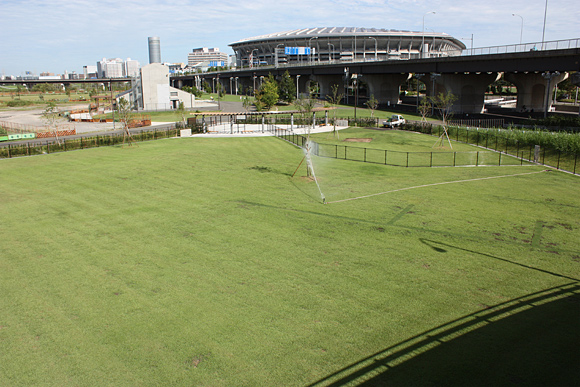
[42, 101, 63, 144]
[418, 97, 431, 128]
[278, 70, 296, 103]
[242, 96, 253, 112]
[326, 83, 344, 138]
[202, 80, 211, 94]
[116, 98, 136, 147]
[254, 74, 279, 111]
[294, 88, 317, 133]
[365, 94, 378, 118]
[430, 91, 457, 148]
[177, 101, 188, 128]
[216, 83, 225, 110]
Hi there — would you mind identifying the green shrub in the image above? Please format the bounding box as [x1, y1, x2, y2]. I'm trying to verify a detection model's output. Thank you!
[6, 100, 33, 107]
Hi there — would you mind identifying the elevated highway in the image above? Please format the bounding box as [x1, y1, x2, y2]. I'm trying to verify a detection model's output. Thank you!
[174, 42, 580, 114]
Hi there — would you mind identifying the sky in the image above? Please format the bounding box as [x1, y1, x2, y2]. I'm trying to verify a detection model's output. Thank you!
[1, 0, 578, 76]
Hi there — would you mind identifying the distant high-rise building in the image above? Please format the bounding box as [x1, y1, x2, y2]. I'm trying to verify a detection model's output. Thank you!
[125, 58, 140, 77]
[83, 65, 98, 79]
[187, 48, 228, 67]
[97, 58, 124, 78]
[148, 37, 161, 64]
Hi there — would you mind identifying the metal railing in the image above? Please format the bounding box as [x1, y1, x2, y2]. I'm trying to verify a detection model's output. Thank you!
[462, 38, 580, 56]
[197, 38, 580, 75]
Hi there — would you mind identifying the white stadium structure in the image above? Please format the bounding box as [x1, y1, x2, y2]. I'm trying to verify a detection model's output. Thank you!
[229, 27, 467, 67]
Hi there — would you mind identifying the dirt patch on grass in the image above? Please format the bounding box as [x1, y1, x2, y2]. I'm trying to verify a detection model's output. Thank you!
[344, 138, 372, 143]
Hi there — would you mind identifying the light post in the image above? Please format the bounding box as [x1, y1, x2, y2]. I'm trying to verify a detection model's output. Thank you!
[253, 74, 256, 97]
[541, 0, 549, 50]
[368, 37, 377, 61]
[328, 43, 335, 63]
[352, 74, 359, 122]
[308, 36, 318, 65]
[512, 13, 524, 45]
[422, 11, 436, 59]
[415, 73, 425, 112]
[542, 71, 560, 118]
[275, 44, 284, 68]
[296, 74, 301, 100]
[430, 72, 441, 115]
[250, 49, 258, 68]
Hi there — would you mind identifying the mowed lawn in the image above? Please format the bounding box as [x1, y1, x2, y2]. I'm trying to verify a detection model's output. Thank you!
[0, 132, 579, 386]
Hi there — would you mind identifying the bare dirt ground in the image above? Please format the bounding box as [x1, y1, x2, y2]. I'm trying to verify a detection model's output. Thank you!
[0, 104, 117, 133]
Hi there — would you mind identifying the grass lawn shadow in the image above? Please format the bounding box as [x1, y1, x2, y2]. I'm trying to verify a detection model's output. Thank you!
[308, 283, 580, 386]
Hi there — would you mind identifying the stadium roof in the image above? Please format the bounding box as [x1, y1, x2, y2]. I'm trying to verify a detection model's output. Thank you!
[229, 27, 463, 47]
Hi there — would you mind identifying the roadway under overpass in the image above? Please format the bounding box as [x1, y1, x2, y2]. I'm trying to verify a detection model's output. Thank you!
[172, 48, 580, 114]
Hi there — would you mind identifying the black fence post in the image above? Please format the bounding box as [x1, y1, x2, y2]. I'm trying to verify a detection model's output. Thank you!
[364, 148, 367, 163]
[8, 144, 11, 158]
[385, 150, 387, 165]
[453, 152, 456, 167]
[430, 152, 433, 167]
[476, 152, 479, 166]
[406, 152, 409, 167]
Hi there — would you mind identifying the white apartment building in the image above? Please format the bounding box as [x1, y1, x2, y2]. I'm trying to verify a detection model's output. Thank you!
[187, 48, 229, 67]
[124, 58, 140, 78]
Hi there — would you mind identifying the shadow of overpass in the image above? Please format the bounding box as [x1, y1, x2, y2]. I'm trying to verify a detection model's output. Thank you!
[307, 283, 580, 386]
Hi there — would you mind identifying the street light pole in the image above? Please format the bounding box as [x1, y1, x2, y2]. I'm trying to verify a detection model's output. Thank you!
[430, 73, 441, 115]
[296, 74, 301, 100]
[542, 71, 560, 118]
[250, 49, 258, 68]
[512, 13, 524, 45]
[422, 11, 436, 59]
[541, 0, 549, 50]
[275, 44, 284, 68]
[308, 37, 318, 65]
[368, 37, 377, 61]
[328, 43, 335, 63]
[415, 73, 425, 112]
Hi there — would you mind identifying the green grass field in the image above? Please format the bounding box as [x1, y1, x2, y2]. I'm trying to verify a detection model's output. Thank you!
[1, 130, 579, 386]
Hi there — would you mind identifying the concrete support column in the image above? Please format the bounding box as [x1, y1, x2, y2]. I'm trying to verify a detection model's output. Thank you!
[505, 72, 569, 112]
[428, 73, 501, 114]
[311, 74, 344, 100]
[364, 74, 412, 106]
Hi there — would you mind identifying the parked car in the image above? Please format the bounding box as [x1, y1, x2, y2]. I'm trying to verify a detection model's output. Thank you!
[382, 114, 406, 128]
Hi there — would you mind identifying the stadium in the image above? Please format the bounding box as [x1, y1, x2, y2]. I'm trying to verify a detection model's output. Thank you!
[229, 27, 467, 67]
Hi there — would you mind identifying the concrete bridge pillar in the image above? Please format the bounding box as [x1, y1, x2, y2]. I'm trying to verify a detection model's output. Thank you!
[427, 73, 501, 114]
[310, 75, 344, 100]
[364, 74, 412, 105]
[505, 72, 569, 112]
